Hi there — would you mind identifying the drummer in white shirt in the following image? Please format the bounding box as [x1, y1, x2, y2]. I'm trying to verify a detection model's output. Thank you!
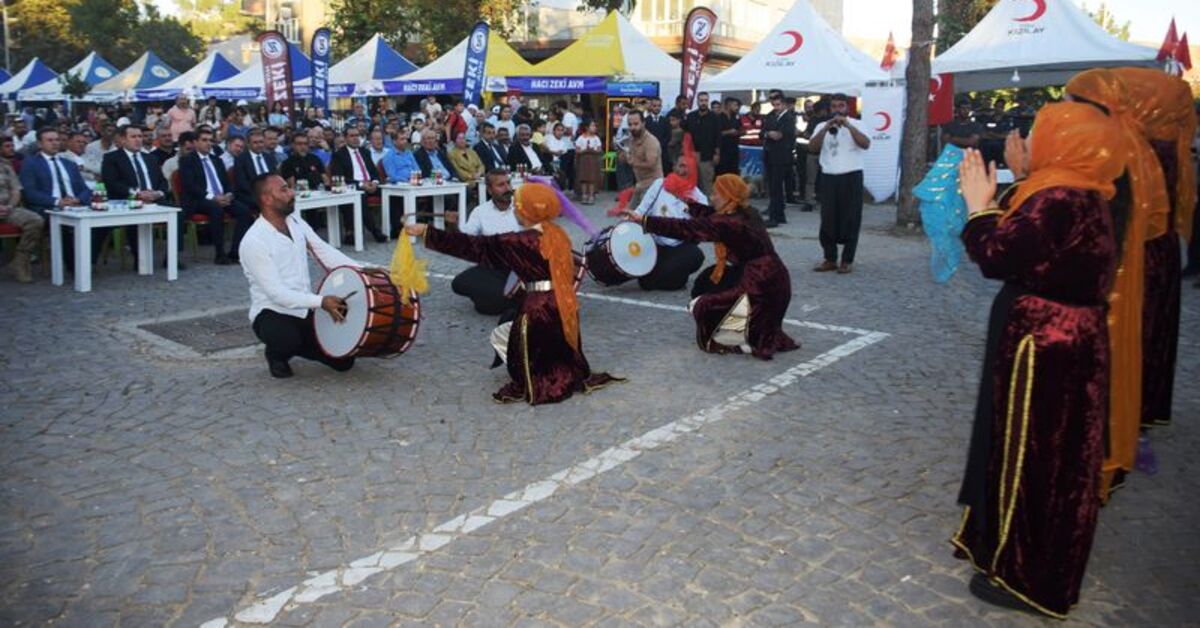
[239, 173, 363, 378]
[628, 146, 707, 291]
[449, 169, 522, 315]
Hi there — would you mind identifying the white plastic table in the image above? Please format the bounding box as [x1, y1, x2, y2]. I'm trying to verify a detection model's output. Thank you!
[48, 204, 180, 293]
[294, 189, 364, 251]
[380, 181, 468, 237]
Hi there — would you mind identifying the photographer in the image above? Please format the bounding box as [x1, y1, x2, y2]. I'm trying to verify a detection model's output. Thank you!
[807, 93, 870, 274]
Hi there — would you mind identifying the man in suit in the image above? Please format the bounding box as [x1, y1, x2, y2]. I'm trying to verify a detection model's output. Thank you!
[762, 93, 797, 228]
[644, 97, 673, 174]
[179, 128, 252, 265]
[233, 129, 278, 213]
[328, 126, 386, 243]
[505, 124, 550, 175]
[409, 129, 460, 224]
[101, 124, 180, 267]
[19, 127, 102, 267]
[472, 123, 507, 172]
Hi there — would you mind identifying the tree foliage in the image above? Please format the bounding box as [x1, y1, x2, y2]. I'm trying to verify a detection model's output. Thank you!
[578, 0, 633, 12]
[175, 0, 260, 42]
[60, 71, 94, 99]
[7, 0, 204, 73]
[935, 0, 997, 53]
[329, 0, 520, 63]
[1082, 2, 1131, 41]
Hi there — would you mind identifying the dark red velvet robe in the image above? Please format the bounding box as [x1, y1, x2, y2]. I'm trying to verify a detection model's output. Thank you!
[643, 204, 799, 360]
[425, 227, 622, 405]
[1142, 140, 1180, 426]
[954, 187, 1116, 619]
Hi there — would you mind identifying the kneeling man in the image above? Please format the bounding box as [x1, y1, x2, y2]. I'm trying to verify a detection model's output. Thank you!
[239, 173, 364, 378]
[450, 169, 521, 314]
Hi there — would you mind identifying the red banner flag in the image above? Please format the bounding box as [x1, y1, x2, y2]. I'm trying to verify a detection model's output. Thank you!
[680, 7, 717, 109]
[258, 31, 295, 121]
[880, 31, 898, 70]
[1176, 32, 1192, 70]
[928, 73, 954, 126]
[1157, 18, 1179, 62]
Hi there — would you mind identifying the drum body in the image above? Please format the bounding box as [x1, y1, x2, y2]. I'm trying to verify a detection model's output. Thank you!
[314, 266, 421, 359]
[504, 251, 587, 298]
[585, 223, 657, 285]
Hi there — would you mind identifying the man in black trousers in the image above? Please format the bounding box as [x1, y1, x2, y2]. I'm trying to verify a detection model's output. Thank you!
[101, 124, 182, 267]
[178, 128, 252, 264]
[807, 93, 870, 274]
[328, 126, 387, 243]
[761, 93, 796, 228]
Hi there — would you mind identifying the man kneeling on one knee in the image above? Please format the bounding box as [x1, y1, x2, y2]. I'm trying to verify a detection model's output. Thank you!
[239, 173, 365, 378]
[450, 169, 521, 315]
[628, 137, 706, 291]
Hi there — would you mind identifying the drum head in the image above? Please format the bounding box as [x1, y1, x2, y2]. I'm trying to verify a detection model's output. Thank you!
[315, 267, 370, 358]
[609, 222, 658, 277]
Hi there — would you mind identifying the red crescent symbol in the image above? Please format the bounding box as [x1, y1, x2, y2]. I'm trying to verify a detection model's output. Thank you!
[774, 30, 804, 56]
[1013, 0, 1046, 22]
[874, 111, 892, 131]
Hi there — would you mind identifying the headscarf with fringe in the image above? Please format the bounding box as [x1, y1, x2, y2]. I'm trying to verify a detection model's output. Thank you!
[515, 183, 582, 352]
[709, 174, 751, 284]
[1112, 67, 1198, 241]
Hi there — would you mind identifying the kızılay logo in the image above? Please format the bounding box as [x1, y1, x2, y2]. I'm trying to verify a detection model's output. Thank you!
[262, 38, 286, 59]
[1012, 0, 1046, 23]
[470, 30, 487, 53]
[874, 111, 892, 132]
[689, 16, 713, 44]
[774, 30, 804, 56]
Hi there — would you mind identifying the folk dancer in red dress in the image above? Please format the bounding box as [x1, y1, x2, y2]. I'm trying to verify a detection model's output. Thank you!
[952, 102, 1129, 618]
[622, 173, 799, 360]
[406, 183, 622, 405]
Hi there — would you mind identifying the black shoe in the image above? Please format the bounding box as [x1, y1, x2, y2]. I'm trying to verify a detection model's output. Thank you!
[968, 574, 1036, 614]
[228, 252, 239, 263]
[268, 359, 294, 379]
[786, 196, 800, 204]
[763, 218, 780, 229]
[324, 357, 355, 372]
[372, 230, 388, 243]
[799, 202, 815, 212]
[214, 254, 233, 265]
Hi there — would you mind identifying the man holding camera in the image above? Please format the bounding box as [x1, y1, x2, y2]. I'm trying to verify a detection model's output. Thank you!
[807, 93, 870, 274]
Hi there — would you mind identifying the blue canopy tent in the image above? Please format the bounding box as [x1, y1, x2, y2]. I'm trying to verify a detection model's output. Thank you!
[0, 58, 58, 100]
[0, 69, 10, 85]
[89, 51, 179, 101]
[201, 41, 312, 100]
[134, 52, 239, 101]
[17, 52, 120, 101]
[320, 34, 418, 97]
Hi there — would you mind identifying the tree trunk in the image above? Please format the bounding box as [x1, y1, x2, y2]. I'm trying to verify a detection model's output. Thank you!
[897, 0, 935, 227]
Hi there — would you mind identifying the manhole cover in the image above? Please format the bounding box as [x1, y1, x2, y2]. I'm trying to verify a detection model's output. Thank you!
[138, 309, 258, 354]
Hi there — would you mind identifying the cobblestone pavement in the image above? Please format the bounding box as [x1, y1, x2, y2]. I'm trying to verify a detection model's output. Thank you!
[1, 193, 1196, 627]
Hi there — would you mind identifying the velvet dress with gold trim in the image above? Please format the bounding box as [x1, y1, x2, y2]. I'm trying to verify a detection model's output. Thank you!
[951, 102, 1126, 619]
[424, 227, 621, 405]
[1141, 139, 1181, 425]
[642, 201, 799, 360]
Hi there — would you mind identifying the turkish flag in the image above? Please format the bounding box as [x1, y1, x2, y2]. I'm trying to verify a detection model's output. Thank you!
[1157, 18, 1179, 62]
[880, 32, 898, 70]
[928, 73, 954, 126]
[1176, 33, 1192, 70]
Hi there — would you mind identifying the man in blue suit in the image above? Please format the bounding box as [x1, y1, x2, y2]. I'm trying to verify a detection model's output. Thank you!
[233, 129, 278, 213]
[178, 128, 251, 265]
[19, 127, 104, 267]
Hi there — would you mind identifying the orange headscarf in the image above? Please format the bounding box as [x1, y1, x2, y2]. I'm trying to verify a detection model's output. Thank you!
[1004, 102, 1126, 217]
[515, 183, 581, 352]
[663, 133, 699, 199]
[1065, 69, 1162, 496]
[1113, 67, 1198, 241]
[709, 174, 751, 284]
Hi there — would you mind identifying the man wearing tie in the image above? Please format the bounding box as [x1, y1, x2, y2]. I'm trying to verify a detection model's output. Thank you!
[472, 123, 508, 172]
[644, 97, 673, 174]
[328, 127, 387, 243]
[101, 125, 179, 267]
[234, 129, 277, 214]
[19, 127, 101, 268]
[179, 128, 251, 265]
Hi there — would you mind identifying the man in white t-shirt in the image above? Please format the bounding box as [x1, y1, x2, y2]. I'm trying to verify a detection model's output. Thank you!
[630, 154, 707, 291]
[450, 170, 522, 315]
[807, 93, 870, 274]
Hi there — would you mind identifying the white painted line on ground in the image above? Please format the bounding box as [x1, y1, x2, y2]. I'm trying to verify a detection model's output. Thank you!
[202, 283, 889, 625]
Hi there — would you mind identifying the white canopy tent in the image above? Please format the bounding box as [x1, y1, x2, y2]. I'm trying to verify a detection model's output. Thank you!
[932, 0, 1158, 92]
[17, 52, 119, 101]
[324, 34, 418, 97]
[134, 52, 239, 101]
[701, 0, 886, 96]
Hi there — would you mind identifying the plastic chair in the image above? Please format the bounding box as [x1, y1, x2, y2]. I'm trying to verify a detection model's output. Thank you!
[171, 170, 211, 260]
[602, 151, 617, 190]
